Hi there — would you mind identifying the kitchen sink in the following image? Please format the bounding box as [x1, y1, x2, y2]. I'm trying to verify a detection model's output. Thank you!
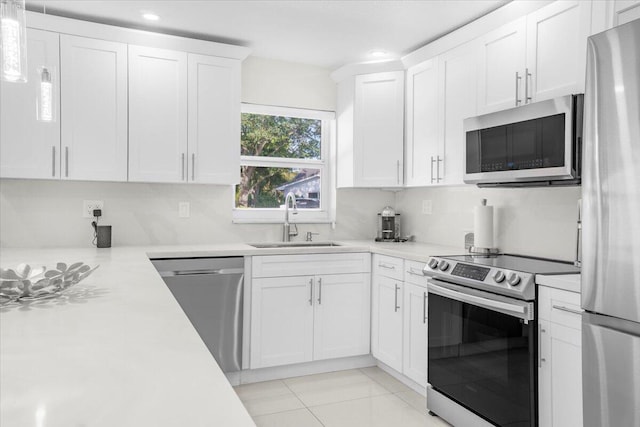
[249, 242, 342, 249]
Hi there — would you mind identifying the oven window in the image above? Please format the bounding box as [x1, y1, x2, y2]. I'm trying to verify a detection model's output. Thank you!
[428, 293, 535, 426]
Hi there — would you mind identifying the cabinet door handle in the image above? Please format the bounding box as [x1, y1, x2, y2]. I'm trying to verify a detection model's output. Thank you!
[515, 71, 522, 106]
[51, 146, 56, 177]
[430, 156, 436, 184]
[525, 68, 532, 104]
[552, 305, 582, 316]
[437, 156, 443, 182]
[538, 325, 546, 367]
[317, 277, 322, 305]
[181, 153, 185, 181]
[64, 146, 69, 177]
[406, 268, 423, 276]
[191, 153, 195, 181]
[396, 160, 400, 185]
[423, 291, 427, 324]
[394, 284, 400, 312]
[308, 278, 314, 306]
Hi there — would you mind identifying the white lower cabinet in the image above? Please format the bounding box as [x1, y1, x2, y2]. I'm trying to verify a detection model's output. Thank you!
[251, 276, 315, 368]
[538, 285, 583, 427]
[372, 255, 429, 387]
[372, 275, 404, 372]
[402, 282, 428, 387]
[250, 254, 371, 369]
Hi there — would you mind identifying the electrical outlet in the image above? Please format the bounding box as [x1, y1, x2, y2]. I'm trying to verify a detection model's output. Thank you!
[83, 200, 104, 218]
[179, 202, 190, 218]
[422, 200, 433, 215]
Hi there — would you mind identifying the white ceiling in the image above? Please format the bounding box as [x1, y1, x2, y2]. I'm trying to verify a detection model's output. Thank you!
[26, 0, 509, 70]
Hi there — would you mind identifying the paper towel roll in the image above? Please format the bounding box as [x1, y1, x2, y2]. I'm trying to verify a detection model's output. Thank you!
[474, 200, 494, 249]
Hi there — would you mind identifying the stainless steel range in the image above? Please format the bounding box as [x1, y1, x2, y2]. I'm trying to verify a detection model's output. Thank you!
[423, 254, 579, 427]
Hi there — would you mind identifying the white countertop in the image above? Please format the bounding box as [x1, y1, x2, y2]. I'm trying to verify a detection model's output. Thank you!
[0, 246, 256, 427]
[0, 240, 463, 427]
[536, 273, 581, 293]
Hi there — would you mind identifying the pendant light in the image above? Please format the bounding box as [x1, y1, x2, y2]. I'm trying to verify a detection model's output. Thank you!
[1, 0, 27, 83]
[38, 67, 53, 121]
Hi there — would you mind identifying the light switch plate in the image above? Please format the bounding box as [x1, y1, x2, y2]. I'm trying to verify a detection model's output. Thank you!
[179, 202, 190, 218]
[422, 200, 433, 215]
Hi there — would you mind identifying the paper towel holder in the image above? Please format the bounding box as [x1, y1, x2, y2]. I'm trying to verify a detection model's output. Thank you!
[468, 198, 500, 254]
[467, 232, 499, 254]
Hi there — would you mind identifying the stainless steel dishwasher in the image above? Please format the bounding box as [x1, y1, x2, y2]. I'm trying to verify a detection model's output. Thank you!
[151, 257, 244, 372]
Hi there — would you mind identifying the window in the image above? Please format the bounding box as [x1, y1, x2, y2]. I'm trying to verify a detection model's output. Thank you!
[233, 104, 335, 223]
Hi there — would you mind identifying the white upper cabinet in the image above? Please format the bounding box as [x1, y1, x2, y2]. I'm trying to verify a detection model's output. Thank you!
[60, 35, 128, 181]
[405, 59, 440, 187]
[477, 17, 527, 114]
[338, 71, 404, 188]
[526, 0, 592, 102]
[478, 1, 592, 113]
[611, 0, 640, 26]
[438, 41, 478, 186]
[1, 29, 60, 179]
[187, 54, 240, 185]
[128, 46, 188, 183]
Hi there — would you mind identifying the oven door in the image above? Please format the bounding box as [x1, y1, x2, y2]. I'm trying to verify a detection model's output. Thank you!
[427, 279, 537, 427]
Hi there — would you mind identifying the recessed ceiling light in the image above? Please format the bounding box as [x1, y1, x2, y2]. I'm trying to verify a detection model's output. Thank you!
[369, 50, 388, 58]
[142, 12, 159, 21]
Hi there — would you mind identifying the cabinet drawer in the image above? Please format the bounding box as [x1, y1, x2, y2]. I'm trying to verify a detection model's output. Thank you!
[404, 259, 429, 287]
[539, 285, 582, 330]
[252, 253, 371, 278]
[373, 254, 404, 280]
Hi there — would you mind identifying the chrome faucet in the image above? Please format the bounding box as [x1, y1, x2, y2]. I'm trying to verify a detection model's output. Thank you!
[283, 192, 298, 242]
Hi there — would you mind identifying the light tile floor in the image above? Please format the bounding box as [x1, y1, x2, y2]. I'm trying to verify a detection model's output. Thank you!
[233, 367, 452, 427]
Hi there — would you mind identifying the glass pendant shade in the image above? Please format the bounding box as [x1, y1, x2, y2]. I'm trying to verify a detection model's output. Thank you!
[37, 66, 54, 121]
[1, 0, 27, 83]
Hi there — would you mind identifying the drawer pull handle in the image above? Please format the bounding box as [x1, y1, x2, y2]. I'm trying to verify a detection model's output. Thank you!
[552, 305, 582, 316]
[406, 268, 424, 276]
[379, 263, 395, 269]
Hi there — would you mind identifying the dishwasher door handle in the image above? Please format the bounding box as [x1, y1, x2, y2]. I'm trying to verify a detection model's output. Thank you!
[158, 268, 244, 277]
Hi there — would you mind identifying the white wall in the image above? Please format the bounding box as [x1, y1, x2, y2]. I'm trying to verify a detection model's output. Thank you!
[0, 179, 392, 248]
[242, 56, 336, 110]
[395, 185, 581, 262]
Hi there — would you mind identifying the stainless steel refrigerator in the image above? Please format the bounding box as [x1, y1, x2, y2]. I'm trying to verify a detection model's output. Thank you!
[581, 18, 640, 427]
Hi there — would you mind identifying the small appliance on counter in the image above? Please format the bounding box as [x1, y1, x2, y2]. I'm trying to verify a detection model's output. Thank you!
[375, 206, 402, 242]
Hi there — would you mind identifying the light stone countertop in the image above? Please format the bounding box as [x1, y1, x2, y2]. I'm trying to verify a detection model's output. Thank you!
[0, 246, 256, 427]
[536, 273, 581, 293]
[0, 240, 464, 427]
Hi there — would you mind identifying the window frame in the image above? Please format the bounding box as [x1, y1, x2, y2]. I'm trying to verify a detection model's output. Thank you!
[232, 103, 336, 224]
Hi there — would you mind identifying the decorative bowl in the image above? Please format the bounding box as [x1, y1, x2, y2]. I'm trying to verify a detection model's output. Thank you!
[0, 262, 99, 305]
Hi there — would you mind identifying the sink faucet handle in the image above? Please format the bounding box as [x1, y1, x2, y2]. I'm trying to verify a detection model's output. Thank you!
[306, 231, 320, 242]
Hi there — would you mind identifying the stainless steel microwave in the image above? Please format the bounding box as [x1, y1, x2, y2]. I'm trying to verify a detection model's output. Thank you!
[463, 94, 583, 187]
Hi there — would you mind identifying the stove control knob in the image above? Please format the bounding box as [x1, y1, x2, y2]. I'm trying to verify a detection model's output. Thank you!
[507, 272, 521, 286]
[493, 271, 506, 283]
[438, 260, 450, 271]
[428, 259, 439, 270]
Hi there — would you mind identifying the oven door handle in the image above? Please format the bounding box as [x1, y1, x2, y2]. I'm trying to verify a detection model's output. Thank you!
[427, 279, 535, 322]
